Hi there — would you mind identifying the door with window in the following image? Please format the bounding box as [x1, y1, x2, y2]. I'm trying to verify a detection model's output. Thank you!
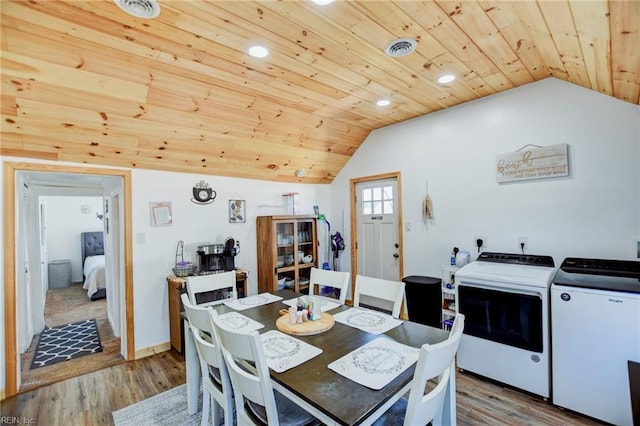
[353, 176, 402, 282]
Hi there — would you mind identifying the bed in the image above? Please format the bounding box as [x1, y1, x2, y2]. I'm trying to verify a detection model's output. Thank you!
[81, 231, 106, 300]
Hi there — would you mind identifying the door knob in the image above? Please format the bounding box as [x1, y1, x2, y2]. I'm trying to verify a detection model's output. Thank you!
[393, 253, 399, 258]
[394, 243, 399, 248]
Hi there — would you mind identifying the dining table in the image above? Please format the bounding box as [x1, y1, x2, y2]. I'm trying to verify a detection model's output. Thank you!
[183, 289, 455, 426]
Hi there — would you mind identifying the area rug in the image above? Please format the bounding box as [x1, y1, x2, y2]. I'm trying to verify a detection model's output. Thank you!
[31, 319, 102, 369]
[112, 384, 202, 426]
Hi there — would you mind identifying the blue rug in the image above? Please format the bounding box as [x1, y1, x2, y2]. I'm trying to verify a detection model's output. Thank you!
[31, 319, 103, 369]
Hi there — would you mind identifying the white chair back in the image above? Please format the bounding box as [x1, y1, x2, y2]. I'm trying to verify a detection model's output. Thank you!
[403, 314, 465, 426]
[353, 274, 405, 318]
[186, 271, 237, 307]
[211, 310, 280, 425]
[181, 293, 214, 334]
[181, 294, 234, 426]
[309, 268, 351, 304]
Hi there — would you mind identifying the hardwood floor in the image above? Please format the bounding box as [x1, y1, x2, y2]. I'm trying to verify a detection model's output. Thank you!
[2, 352, 184, 425]
[19, 283, 125, 393]
[2, 350, 603, 426]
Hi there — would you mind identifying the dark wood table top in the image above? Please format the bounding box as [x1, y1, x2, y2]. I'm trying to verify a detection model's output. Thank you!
[212, 289, 450, 425]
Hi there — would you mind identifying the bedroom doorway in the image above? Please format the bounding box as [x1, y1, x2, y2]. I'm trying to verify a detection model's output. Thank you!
[3, 162, 134, 398]
[18, 195, 123, 393]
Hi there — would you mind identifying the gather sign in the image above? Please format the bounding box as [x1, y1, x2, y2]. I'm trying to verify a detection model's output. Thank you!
[496, 143, 569, 183]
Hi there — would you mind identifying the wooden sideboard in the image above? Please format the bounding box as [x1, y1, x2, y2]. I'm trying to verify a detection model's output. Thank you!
[167, 270, 247, 359]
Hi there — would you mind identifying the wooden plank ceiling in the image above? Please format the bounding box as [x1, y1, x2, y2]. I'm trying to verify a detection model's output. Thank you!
[1, 0, 638, 183]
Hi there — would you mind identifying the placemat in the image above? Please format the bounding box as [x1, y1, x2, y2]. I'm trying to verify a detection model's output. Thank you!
[328, 337, 419, 390]
[216, 311, 264, 332]
[223, 293, 283, 311]
[333, 308, 403, 335]
[282, 296, 341, 312]
[260, 330, 323, 373]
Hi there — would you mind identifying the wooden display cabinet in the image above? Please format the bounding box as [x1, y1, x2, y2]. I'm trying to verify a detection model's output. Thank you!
[256, 215, 318, 294]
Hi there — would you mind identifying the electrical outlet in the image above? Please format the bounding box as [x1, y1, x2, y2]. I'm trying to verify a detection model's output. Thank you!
[518, 236, 528, 251]
[474, 236, 487, 253]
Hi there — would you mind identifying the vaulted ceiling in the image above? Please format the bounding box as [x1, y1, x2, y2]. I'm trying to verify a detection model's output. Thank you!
[2, 0, 638, 183]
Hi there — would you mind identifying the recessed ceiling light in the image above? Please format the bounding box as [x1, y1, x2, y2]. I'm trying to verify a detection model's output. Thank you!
[295, 169, 306, 178]
[312, 0, 334, 4]
[113, 0, 160, 19]
[247, 45, 269, 58]
[437, 74, 456, 84]
[376, 98, 391, 107]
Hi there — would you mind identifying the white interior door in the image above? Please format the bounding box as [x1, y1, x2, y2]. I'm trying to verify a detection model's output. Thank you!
[39, 202, 48, 297]
[355, 178, 400, 281]
[108, 194, 122, 339]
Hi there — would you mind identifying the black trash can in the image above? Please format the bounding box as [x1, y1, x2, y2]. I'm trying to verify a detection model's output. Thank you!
[402, 275, 442, 328]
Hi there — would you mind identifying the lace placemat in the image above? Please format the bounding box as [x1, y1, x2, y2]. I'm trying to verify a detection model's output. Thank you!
[333, 308, 403, 334]
[328, 337, 419, 390]
[282, 296, 341, 312]
[260, 330, 323, 373]
[223, 293, 283, 311]
[216, 311, 264, 332]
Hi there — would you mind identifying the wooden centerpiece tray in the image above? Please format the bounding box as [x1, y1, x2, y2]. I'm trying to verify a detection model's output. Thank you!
[276, 311, 335, 336]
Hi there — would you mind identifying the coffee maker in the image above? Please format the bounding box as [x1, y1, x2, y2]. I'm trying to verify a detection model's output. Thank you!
[197, 237, 240, 274]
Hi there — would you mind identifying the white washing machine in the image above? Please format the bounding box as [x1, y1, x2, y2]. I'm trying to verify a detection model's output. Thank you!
[552, 257, 640, 426]
[456, 252, 557, 398]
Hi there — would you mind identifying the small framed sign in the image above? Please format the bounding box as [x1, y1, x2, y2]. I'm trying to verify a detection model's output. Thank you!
[229, 200, 246, 223]
[150, 201, 173, 227]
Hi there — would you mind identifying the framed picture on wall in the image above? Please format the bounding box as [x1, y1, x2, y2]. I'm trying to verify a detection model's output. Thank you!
[150, 201, 173, 227]
[229, 200, 246, 223]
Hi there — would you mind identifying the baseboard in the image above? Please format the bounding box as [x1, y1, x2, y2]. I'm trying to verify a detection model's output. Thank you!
[0, 387, 5, 401]
[135, 342, 171, 360]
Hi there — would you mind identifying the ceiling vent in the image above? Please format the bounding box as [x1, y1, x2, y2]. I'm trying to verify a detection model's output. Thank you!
[113, 0, 161, 19]
[384, 38, 417, 57]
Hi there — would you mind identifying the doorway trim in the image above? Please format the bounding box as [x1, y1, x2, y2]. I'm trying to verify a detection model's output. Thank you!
[349, 171, 404, 298]
[3, 161, 134, 398]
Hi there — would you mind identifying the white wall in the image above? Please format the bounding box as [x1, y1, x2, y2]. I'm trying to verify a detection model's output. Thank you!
[330, 78, 640, 279]
[129, 168, 330, 350]
[44, 196, 104, 283]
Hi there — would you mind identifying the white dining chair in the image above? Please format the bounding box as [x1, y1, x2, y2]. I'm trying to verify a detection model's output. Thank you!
[353, 274, 406, 318]
[372, 314, 465, 426]
[181, 294, 234, 426]
[210, 310, 320, 426]
[309, 268, 351, 304]
[186, 271, 237, 307]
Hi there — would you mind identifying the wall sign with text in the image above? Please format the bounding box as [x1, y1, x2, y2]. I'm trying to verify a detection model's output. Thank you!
[496, 143, 569, 183]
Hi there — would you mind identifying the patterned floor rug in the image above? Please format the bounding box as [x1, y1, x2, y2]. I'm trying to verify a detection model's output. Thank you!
[31, 319, 103, 369]
[112, 384, 203, 426]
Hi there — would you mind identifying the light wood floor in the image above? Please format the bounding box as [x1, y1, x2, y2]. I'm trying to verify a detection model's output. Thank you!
[2, 350, 604, 426]
[19, 283, 125, 393]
